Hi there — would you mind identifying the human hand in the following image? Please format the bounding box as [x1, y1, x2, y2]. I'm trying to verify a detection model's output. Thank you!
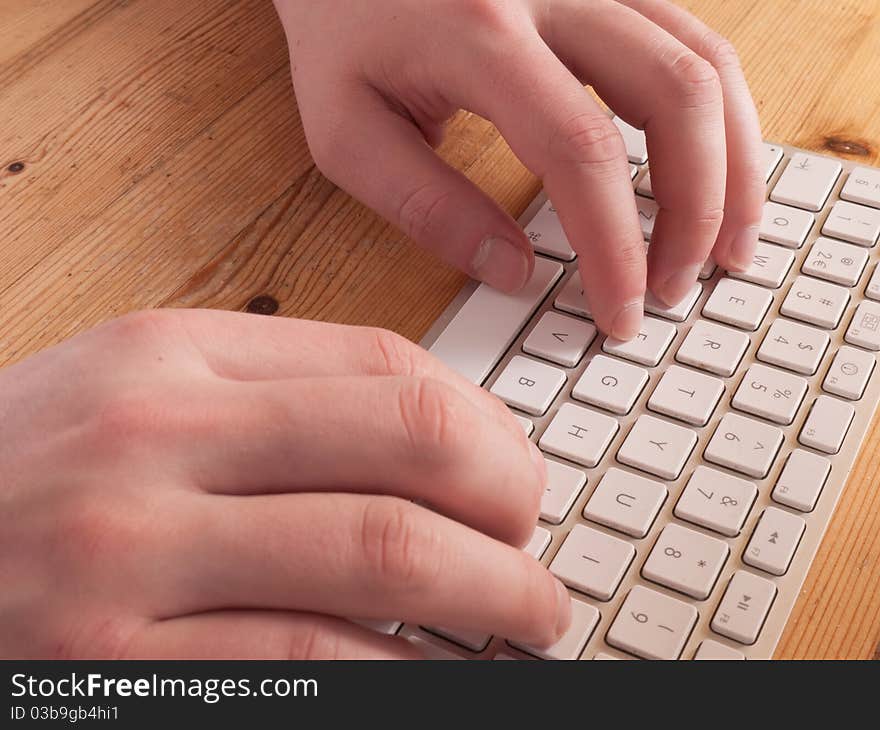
[274, 0, 763, 339]
[0, 310, 567, 658]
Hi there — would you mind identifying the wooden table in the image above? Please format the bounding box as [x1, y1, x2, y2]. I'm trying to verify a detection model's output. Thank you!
[2, 0, 878, 659]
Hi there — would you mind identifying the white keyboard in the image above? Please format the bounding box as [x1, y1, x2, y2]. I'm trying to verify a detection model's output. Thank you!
[404, 124, 880, 660]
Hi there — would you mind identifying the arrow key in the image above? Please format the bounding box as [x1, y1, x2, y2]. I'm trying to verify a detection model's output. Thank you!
[523, 311, 597, 367]
[743, 507, 806, 576]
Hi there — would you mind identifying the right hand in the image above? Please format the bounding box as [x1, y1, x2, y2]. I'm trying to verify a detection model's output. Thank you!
[0, 309, 569, 659]
[275, 0, 765, 340]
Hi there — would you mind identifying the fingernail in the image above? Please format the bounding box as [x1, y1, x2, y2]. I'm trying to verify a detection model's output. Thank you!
[610, 299, 644, 341]
[657, 263, 702, 306]
[555, 579, 572, 637]
[470, 236, 530, 293]
[729, 225, 759, 271]
[527, 440, 546, 487]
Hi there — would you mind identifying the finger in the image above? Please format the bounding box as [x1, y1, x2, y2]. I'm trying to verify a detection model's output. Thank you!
[534, 0, 726, 306]
[127, 610, 419, 659]
[298, 79, 534, 293]
[462, 38, 646, 339]
[615, 0, 764, 271]
[96, 310, 529, 446]
[170, 493, 570, 648]
[159, 375, 544, 546]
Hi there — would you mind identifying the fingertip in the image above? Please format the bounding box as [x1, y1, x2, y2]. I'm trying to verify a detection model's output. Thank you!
[469, 235, 533, 293]
[653, 263, 703, 307]
[554, 579, 573, 639]
[725, 225, 760, 272]
[608, 299, 644, 341]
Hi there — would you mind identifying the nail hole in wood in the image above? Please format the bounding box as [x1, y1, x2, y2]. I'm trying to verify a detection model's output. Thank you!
[246, 295, 279, 315]
[823, 136, 871, 157]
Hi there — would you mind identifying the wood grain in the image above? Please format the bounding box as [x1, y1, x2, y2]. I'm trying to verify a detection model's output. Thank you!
[1, 0, 878, 658]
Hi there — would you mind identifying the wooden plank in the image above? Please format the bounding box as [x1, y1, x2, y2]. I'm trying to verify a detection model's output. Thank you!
[0, 0, 103, 67]
[0, 0, 288, 293]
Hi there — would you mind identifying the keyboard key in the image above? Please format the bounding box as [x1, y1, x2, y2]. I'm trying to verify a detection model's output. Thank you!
[636, 195, 658, 240]
[780, 275, 849, 329]
[617, 414, 697, 480]
[425, 625, 491, 652]
[675, 319, 750, 377]
[841, 166, 880, 209]
[602, 316, 676, 366]
[583, 467, 667, 538]
[612, 116, 647, 164]
[540, 459, 587, 524]
[759, 201, 814, 248]
[743, 507, 806, 576]
[731, 363, 808, 425]
[866, 264, 880, 300]
[703, 278, 773, 330]
[845, 300, 880, 350]
[550, 524, 635, 600]
[593, 652, 623, 660]
[513, 414, 534, 435]
[539, 402, 619, 467]
[525, 526, 552, 559]
[524, 200, 575, 260]
[636, 168, 653, 197]
[711, 571, 777, 645]
[511, 597, 600, 660]
[705, 412, 784, 479]
[802, 237, 869, 287]
[490, 356, 566, 415]
[648, 364, 724, 426]
[555, 271, 592, 319]
[642, 524, 729, 600]
[572, 354, 649, 415]
[644, 283, 702, 322]
[675, 465, 758, 537]
[694, 640, 745, 660]
[356, 618, 402, 635]
[630, 164, 638, 180]
[770, 152, 841, 211]
[798, 395, 855, 454]
[523, 311, 597, 367]
[822, 345, 875, 399]
[757, 319, 829, 374]
[729, 240, 795, 288]
[821, 200, 880, 247]
[430, 257, 563, 384]
[606, 586, 698, 660]
[409, 635, 465, 660]
[772, 449, 831, 512]
[763, 143, 783, 181]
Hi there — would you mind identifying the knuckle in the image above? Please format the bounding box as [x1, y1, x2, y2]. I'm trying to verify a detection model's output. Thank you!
[89, 392, 164, 452]
[396, 182, 452, 243]
[396, 377, 466, 462]
[549, 113, 626, 169]
[459, 0, 515, 33]
[669, 51, 722, 107]
[54, 497, 128, 569]
[359, 498, 441, 593]
[701, 32, 741, 71]
[100, 309, 178, 349]
[368, 327, 425, 377]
